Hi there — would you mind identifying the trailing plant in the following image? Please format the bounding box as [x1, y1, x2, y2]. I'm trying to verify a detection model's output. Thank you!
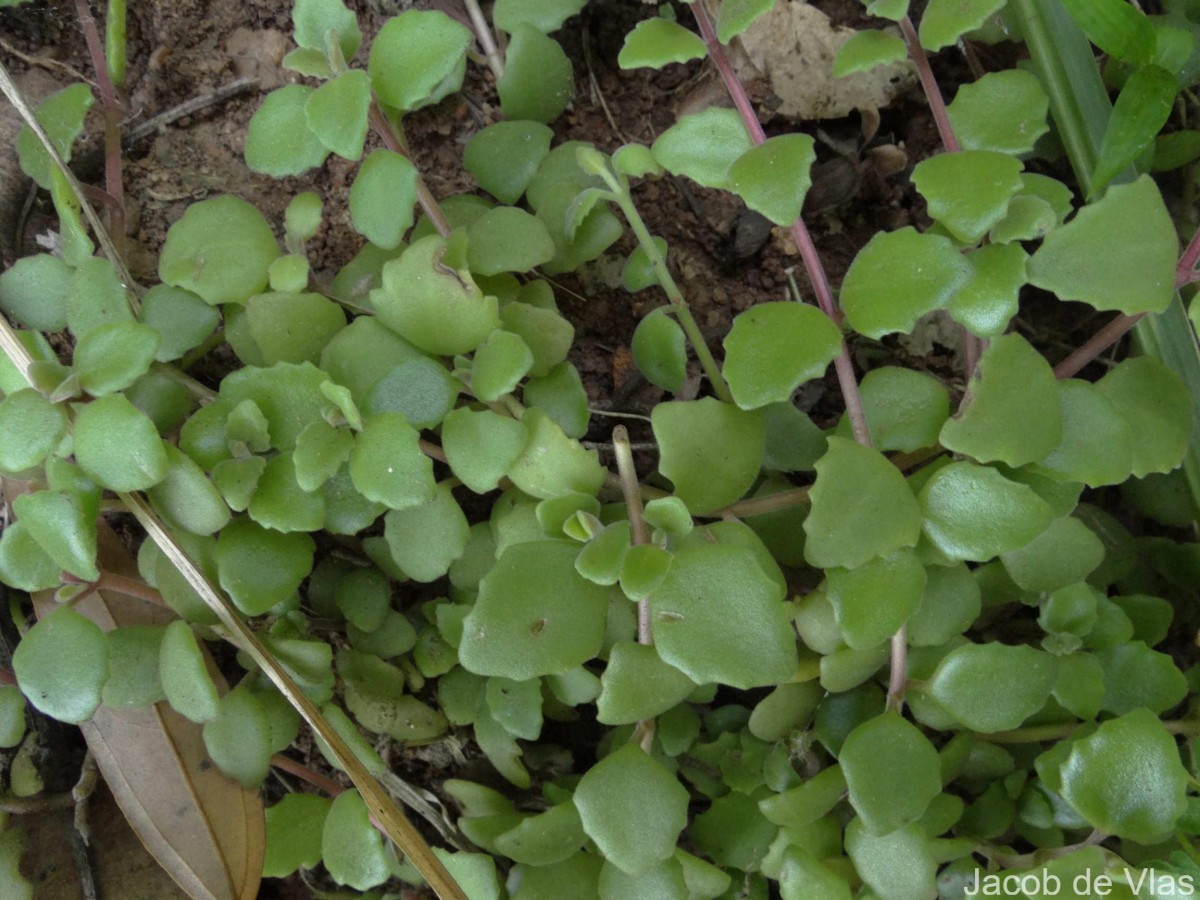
[0, 0, 1199, 898]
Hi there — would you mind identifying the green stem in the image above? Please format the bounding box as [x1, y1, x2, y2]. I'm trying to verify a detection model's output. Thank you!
[980, 718, 1200, 744]
[105, 0, 127, 93]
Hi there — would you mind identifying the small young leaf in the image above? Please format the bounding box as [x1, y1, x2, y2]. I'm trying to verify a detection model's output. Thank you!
[159, 619, 220, 723]
[0, 686, 26, 749]
[948, 243, 1027, 337]
[500, 300, 573, 377]
[263, 793, 331, 878]
[918, 0, 1006, 51]
[292, 0, 361, 62]
[618, 18, 706, 70]
[911, 150, 1024, 244]
[840, 228, 972, 339]
[245, 85, 329, 176]
[493, 0, 586, 33]
[383, 482, 470, 582]
[349, 412, 436, 510]
[840, 712, 942, 835]
[16, 83, 95, 189]
[497, 24, 575, 123]
[369, 9, 472, 112]
[13, 607, 108, 724]
[946, 70, 1050, 155]
[464, 121, 554, 205]
[305, 69, 371, 161]
[0, 253, 72, 331]
[73, 322, 160, 396]
[575, 744, 690, 876]
[74, 394, 169, 491]
[216, 516, 315, 615]
[632, 308, 688, 393]
[139, 284, 220, 361]
[322, 789, 394, 890]
[652, 108, 753, 190]
[612, 143, 662, 178]
[467, 207, 556, 275]
[441, 406, 529, 494]
[247, 454, 325, 533]
[294, 421, 354, 491]
[203, 686, 272, 788]
[1028, 175, 1176, 316]
[833, 30, 908, 77]
[652, 399, 764, 514]
[349, 149, 418, 250]
[723, 301, 841, 409]
[1092, 65, 1176, 196]
[0, 389, 67, 475]
[804, 436, 922, 570]
[727, 134, 816, 227]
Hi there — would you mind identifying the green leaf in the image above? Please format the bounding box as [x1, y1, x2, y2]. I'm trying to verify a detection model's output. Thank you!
[245, 292, 346, 366]
[650, 545, 797, 689]
[926, 642, 1057, 732]
[918, 0, 1006, 51]
[370, 234, 499, 355]
[471, 331, 533, 403]
[840, 227, 972, 339]
[500, 301, 573, 377]
[139, 285, 220, 361]
[919, 462, 1054, 562]
[804, 436, 922, 570]
[465, 121, 554, 205]
[102, 625, 167, 709]
[845, 820, 937, 900]
[244, 85, 329, 176]
[777, 846, 852, 900]
[247, 454, 325, 532]
[1092, 64, 1176, 196]
[305, 69, 371, 161]
[159, 195, 282, 305]
[16, 83, 94, 190]
[263, 793, 331, 878]
[159, 619, 220, 723]
[1097, 641, 1188, 715]
[1060, 709, 1188, 842]
[575, 743, 690, 876]
[12, 489, 98, 581]
[524, 361, 589, 438]
[485, 676, 544, 741]
[840, 712, 942, 835]
[441, 406, 529, 494]
[0, 685, 27, 748]
[369, 9, 472, 112]
[1095, 355, 1192, 478]
[837, 366, 950, 452]
[723, 301, 841, 409]
[989, 195, 1057, 244]
[652, 108, 753, 190]
[0, 521, 60, 592]
[612, 143, 662, 179]
[14, 607, 108, 725]
[0, 253, 72, 331]
[493, 0, 586, 33]
[728, 137, 816, 231]
[1033, 379, 1135, 487]
[498, 24, 575, 123]
[507, 408, 605, 500]
[459, 541, 614, 679]
[911, 150, 1024, 244]
[67, 257, 134, 339]
[833, 30, 908, 77]
[716, 0, 775, 42]
[467, 207, 556, 275]
[632, 308, 688, 393]
[203, 686, 272, 788]
[349, 412, 436, 509]
[216, 516, 315, 615]
[940, 333, 1062, 467]
[148, 444, 232, 536]
[349, 150, 418, 250]
[652, 399, 764, 514]
[947, 69, 1050, 154]
[294, 421, 354, 491]
[74, 394, 169, 491]
[948, 243, 1027, 337]
[1061, 0, 1155, 64]
[73, 322, 160, 396]
[292, 0, 361, 62]
[618, 18, 706, 69]
[689, 792, 777, 870]
[907, 563, 981, 647]
[1000, 517, 1104, 592]
[383, 482, 469, 582]
[322, 789, 394, 890]
[596, 642, 696, 725]
[599, 857, 689, 900]
[827, 549, 927, 650]
[0, 389, 67, 475]
[1028, 175, 1176, 316]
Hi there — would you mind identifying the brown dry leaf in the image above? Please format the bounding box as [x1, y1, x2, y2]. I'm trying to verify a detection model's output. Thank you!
[32, 525, 264, 900]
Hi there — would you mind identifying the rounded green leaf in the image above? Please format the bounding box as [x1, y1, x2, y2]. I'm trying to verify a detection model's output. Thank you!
[305, 69, 371, 161]
[203, 686, 272, 788]
[74, 394, 169, 491]
[216, 516, 315, 615]
[495, 802, 585, 866]
[349, 149, 418, 250]
[247, 453, 325, 533]
[939, 333, 1062, 467]
[1028, 175, 1176, 316]
[459, 541, 614, 679]
[494, 0, 586, 33]
[244, 85, 329, 176]
[294, 421, 354, 492]
[12, 489, 97, 581]
[947, 69, 1050, 155]
[441, 406, 530, 494]
[652, 399, 764, 514]
[1096, 641, 1188, 715]
[464, 121, 554, 205]
[919, 0, 1006, 50]
[840, 227, 972, 339]
[0, 389, 67, 475]
[499, 301, 573, 377]
[139, 284, 220, 361]
[244, 291, 346, 366]
[467, 207, 555, 275]
[926, 642, 1057, 732]
[575, 743, 690, 876]
[911, 150, 1024, 244]
[159, 195, 282, 305]
[0, 520, 61, 593]
[0, 686, 27, 749]
[16, 83, 95, 190]
[827, 549, 927, 650]
[323, 789, 394, 890]
[833, 30, 908, 77]
[292, 0, 361, 60]
[1060, 709, 1189, 842]
[723, 301, 841, 409]
[1033, 379, 1134, 487]
[497, 24, 574, 123]
[840, 712, 942, 835]
[13, 607, 108, 724]
[949, 243, 1027, 337]
[836, 366, 949, 452]
[1095, 356, 1191, 478]
[72, 321, 160, 396]
[596, 642, 696, 725]
[486, 676, 544, 741]
[919, 462, 1053, 562]
[370, 235, 499, 355]
[652, 108, 753, 190]
[845, 819, 937, 900]
[383, 482, 470, 582]
[524, 361, 589, 438]
[618, 17, 706, 70]
[0, 253, 72, 331]
[148, 444, 231, 536]
[906, 563, 981, 647]
[632, 308, 688, 393]
[263, 793, 331, 878]
[67, 256, 133, 339]
[1000, 517, 1104, 592]
[506, 408, 605, 500]
[349, 412, 436, 510]
[804, 436, 922, 570]
[159, 619, 220, 723]
[102, 625, 167, 709]
[369, 9, 472, 112]
[650, 545, 798, 689]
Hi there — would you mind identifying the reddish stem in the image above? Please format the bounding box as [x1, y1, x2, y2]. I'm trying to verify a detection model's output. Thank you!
[1176, 226, 1200, 286]
[898, 17, 959, 153]
[691, 1, 872, 447]
[368, 103, 452, 238]
[1053, 313, 1142, 379]
[272, 753, 347, 797]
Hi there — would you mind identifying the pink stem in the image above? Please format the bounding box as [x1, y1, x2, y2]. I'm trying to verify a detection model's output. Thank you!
[898, 17, 959, 153]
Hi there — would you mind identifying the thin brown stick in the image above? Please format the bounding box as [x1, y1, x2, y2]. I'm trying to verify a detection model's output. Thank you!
[462, 0, 504, 80]
[1052, 313, 1142, 379]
